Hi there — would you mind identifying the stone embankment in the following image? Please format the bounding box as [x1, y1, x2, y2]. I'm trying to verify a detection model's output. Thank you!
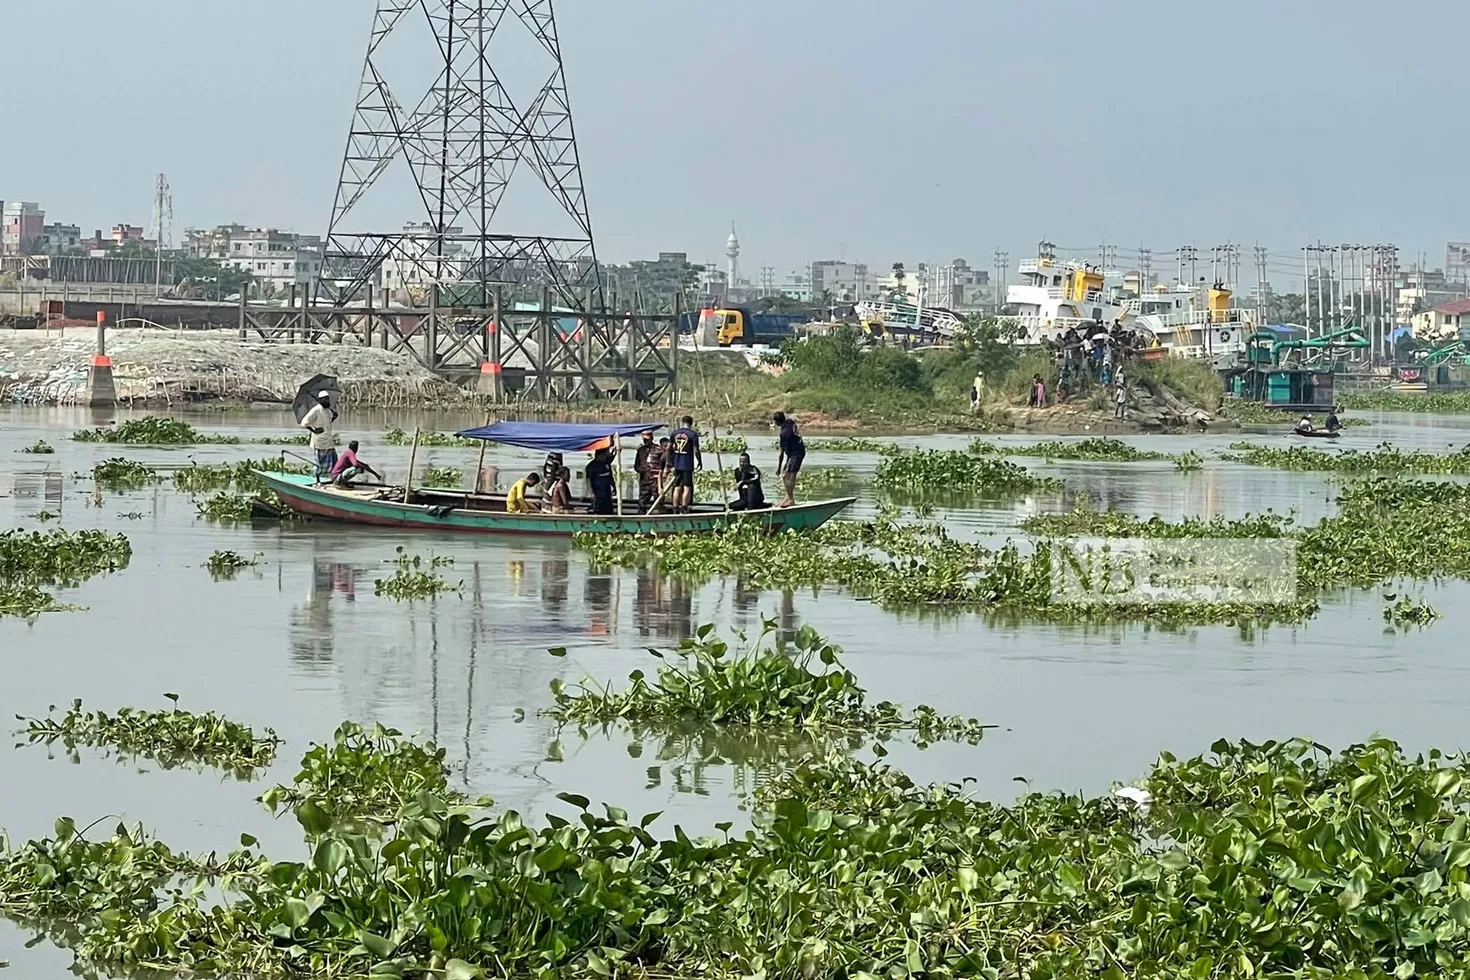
[0, 328, 461, 407]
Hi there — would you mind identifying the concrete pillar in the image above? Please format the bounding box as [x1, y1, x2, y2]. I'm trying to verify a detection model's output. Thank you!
[85, 311, 117, 407]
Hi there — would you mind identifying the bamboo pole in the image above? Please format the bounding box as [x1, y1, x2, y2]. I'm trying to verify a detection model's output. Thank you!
[471, 412, 492, 494]
[403, 427, 421, 504]
[709, 417, 730, 518]
[614, 432, 624, 516]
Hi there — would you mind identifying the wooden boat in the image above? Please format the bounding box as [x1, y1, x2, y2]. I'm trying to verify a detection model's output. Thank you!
[258, 472, 854, 536]
[1291, 428, 1341, 439]
[258, 421, 854, 536]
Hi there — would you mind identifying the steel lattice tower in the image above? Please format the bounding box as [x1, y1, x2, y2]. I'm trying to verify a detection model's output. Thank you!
[320, 0, 602, 310]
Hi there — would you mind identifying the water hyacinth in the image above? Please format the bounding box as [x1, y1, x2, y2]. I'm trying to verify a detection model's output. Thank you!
[1224, 440, 1470, 474]
[19, 695, 280, 774]
[11, 733, 1470, 979]
[20, 440, 54, 454]
[801, 435, 886, 452]
[546, 621, 989, 746]
[196, 491, 256, 523]
[972, 436, 1170, 462]
[374, 547, 460, 599]
[173, 457, 311, 494]
[90, 458, 160, 490]
[420, 465, 463, 488]
[204, 550, 261, 577]
[72, 417, 239, 445]
[382, 427, 478, 448]
[874, 448, 1060, 494]
[0, 528, 131, 617]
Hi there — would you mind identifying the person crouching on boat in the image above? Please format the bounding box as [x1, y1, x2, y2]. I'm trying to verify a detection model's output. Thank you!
[507, 471, 541, 513]
[546, 466, 572, 513]
[301, 391, 338, 482]
[330, 441, 382, 487]
[730, 453, 768, 511]
[1294, 416, 1316, 435]
[585, 447, 617, 515]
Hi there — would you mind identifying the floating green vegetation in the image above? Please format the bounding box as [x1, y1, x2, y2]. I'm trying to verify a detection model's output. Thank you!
[1340, 389, 1470, 413]
[973, 436, 1170, 462]
[33, 510, 58, 523]
[250, 432, 313, 445]
[173, 457, 311, 494]
[116, 511, 144, 520]
[548, 622, 988, 746]
[707, 434, 748, 454]
[874, 448, 1061, 494]
[72, 416, 239, 445]
[19, 695, 280, 773]
[802, 435, 886, 452]
[11, 734, 1470, 979]
[1021, 509, 1295, 539]
[90, 458, 160, 490]
[577, 518, 1309, 625]
[0, 528, 131, 617]
[420, 465, 463, 488]
[1225, 440, 1470, 474]
[20, 439, 54, 454]
[374, 546, 460, 599]
[259, 722, 465, 824]
[383, 427, 478, 448]
[1173, 450, 1203, 472]
[196, 491, 255, 523]
[204, 550, 261, 577]
[695, 464, 851, 499]
[1383, 593, 1440, 628]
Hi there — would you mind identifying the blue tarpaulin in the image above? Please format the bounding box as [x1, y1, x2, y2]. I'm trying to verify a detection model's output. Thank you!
[455, 421, 663, 452]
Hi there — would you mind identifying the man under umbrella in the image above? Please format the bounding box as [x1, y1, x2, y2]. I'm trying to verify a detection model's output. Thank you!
[301, 391, 339, 482]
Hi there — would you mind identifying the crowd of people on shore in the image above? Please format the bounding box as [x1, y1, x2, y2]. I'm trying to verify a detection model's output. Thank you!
[969, 319, 1152, 419]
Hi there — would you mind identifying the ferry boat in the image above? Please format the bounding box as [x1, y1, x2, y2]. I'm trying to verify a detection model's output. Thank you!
[1004, 243, 1257, 359]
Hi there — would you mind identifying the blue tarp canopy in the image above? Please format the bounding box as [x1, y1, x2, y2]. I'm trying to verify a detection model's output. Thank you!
[455, 420, 663, 452]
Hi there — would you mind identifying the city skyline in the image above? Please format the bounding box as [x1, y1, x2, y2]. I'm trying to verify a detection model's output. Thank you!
[4, 0, 1468, 279]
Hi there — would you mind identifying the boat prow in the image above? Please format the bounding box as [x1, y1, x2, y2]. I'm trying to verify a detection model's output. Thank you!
[258, 472, 854, 537]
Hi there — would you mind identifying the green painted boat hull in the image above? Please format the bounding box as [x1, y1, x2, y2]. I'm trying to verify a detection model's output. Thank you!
[258, 472, 854, 536]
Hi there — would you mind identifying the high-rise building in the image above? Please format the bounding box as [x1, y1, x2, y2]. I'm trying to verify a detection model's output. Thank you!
[810, 260, 875, 303]
[2, 201, 45, 255]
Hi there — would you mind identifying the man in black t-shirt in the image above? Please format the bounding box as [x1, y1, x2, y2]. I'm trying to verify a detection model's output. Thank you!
[729, 453, 767, 511]
[773, 411, 805, 508]
[668, 415, 702, 512]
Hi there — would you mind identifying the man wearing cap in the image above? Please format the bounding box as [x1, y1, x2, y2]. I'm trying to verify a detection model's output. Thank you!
[301, 391, 338, 482]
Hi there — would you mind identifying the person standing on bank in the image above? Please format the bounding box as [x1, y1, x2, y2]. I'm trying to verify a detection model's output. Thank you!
[669, 416, 702, 513]
[300, 391, 338, 482]
[1113, 380, 1128, 420]
[773, 411, 805, 508]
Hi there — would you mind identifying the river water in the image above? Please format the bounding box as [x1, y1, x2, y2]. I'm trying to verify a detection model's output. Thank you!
[2, 405, 1469, 975]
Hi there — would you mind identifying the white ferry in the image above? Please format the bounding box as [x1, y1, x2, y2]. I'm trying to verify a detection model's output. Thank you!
[1004, 243, 1256, 358]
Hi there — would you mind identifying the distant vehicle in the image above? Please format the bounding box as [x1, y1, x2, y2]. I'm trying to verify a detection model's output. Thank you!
[699, 307, 811, 347]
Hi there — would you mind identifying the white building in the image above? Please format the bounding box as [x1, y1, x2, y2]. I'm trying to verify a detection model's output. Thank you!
[810, 260, 876, 303]
[779, 269, 812, 302]
[378, 223, 470, 302]
[219, 228, 324, 295]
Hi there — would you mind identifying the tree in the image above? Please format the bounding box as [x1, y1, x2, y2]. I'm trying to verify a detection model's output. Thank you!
[890, 262, 906, 304]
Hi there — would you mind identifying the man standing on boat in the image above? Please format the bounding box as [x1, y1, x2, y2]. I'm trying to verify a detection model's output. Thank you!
[634, 430, 658, 511]
[773, 411, 805, 508]
[300, 391, 337, 483]
[669, 416, 702, 513]
[585, 447, 617, 515]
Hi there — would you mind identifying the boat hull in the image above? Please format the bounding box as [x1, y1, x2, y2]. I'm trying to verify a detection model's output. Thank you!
[258, 472, 854, 536]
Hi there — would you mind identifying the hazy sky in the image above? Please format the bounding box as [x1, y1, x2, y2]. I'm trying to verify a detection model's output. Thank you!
[3, 0, 1466, 284]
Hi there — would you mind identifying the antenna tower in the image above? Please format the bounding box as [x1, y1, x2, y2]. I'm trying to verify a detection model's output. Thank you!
[320, 0, 601, 310]
[153, 173, 172, 297]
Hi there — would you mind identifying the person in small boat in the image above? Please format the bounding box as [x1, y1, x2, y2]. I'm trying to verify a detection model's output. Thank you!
[507, 471, 541, 513]
[634, 430, 658, 511]
[329, 440, 382, 487]
[644, 437, 670, 513]
[669, 416, 702, 513]
[585, 446, 617, 515]
[1294, 416, 1316, 435]
[1325, 406, 1342, 432]
[545, 467, 572, 513]
[542, 452, 563, 488]
[773, 411, 805, 508]
[729, 453, 767, 511]
[301, 391, 338, 483]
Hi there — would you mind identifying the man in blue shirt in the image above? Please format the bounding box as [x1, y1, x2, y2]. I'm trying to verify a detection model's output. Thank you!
[668, 415, 702, 512]
[773, 411, 805, 507]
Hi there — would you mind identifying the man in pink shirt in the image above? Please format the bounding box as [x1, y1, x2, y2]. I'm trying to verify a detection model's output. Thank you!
[329, 440, 382, 486]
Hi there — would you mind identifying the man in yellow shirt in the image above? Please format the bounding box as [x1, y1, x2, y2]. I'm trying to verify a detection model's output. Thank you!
[506, 471, 541, 513]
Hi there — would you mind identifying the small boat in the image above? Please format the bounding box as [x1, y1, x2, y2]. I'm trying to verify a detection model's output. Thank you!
[258, 421, 855, 537]
[1291, 428, 1341, 439]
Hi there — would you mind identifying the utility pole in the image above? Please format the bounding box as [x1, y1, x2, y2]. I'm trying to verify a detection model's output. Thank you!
[152, 173, 172, 298]
[993, 249, 1009, 314]
[1138, 246, 1152, 291]
[1253, 244, 1269, 326]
